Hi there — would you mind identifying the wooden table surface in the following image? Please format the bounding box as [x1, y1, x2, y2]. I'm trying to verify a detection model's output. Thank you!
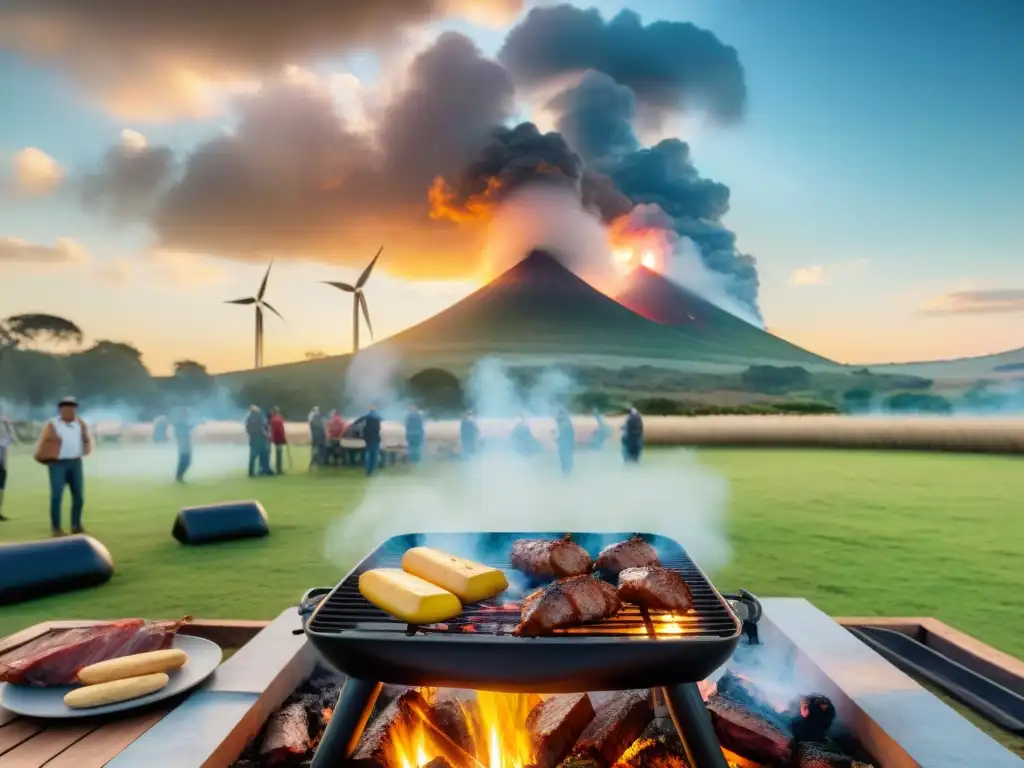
[0, 619, 268, 768]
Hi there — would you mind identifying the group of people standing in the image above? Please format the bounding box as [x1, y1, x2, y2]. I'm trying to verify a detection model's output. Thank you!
[242, 405, 289, 478]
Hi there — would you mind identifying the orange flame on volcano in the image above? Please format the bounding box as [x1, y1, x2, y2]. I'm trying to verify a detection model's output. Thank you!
[429, 175, 504, 224]
[606, 213, 672, 275]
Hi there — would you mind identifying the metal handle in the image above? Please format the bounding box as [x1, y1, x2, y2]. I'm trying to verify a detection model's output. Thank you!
[721, 589, 762, 645]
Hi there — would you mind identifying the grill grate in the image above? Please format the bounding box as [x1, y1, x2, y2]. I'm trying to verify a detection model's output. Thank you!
[308, 532, 737, 640]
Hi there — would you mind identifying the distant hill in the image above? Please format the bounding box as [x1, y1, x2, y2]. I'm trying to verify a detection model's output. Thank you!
[867, 345, 1024, 379]
[616, 266, 834, 366]
[220, 250, 838, 384]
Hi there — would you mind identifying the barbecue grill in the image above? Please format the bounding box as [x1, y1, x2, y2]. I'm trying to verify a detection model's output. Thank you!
[304, 532, 755, 768]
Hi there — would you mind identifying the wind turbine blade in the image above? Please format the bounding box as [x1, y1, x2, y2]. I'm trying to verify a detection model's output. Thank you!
[261, 301, 285, 322]
[258, 260, 274, 299]
[359, 292, 374, 339]
[225, 297, 257, 305]
[322, 281, 356, 293]
[355, 246, 383, 289]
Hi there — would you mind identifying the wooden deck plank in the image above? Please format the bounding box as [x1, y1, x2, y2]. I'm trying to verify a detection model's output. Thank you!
[0, 721, 45, 757]
[42, 709, 167, 768]
[0, 723, 96, 767]
[0, 708, 19, 728]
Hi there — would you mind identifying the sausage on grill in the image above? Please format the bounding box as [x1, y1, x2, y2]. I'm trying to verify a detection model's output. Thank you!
[616, 566, 693, 613]
[594, 536, 660, 577]
[515, 575, 621, 636]
[510, 538, 592, 579]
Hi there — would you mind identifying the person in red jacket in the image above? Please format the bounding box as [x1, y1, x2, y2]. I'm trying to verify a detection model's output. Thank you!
[269, 406, 288, 475]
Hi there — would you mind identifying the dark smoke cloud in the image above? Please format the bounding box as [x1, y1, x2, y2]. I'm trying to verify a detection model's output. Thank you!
[437, 122, 582, 209]
[81, 144, 175, 222]
[85, 33, 514, 278]
[499, 5, 746, 125]
[549, 71, 640, 163]
[0, 0, 522, 118]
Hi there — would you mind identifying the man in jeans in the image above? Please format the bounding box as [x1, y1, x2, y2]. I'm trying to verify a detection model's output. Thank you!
[33, 396, 92, 536]
[244, 405, 271, 477]
[173, 407, 194, 482]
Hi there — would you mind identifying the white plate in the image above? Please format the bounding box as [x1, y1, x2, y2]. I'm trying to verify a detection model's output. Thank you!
[0, 634, 223, 719]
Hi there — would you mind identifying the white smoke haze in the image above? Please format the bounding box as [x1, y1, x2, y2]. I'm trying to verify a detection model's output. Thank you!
[325, 357, 732, 577]
[344, 344, 405, 420]
[483, 184, 623, 295]
[665, 235, 765, 329]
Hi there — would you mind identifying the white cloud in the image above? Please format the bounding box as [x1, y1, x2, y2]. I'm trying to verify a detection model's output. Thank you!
[919, 288, 1024, 316]
[789, 258, 867, 287]
[0, 236, 87, 266]
[95, 250, 226, 289]
[10, 147, 63, 195]
[120, 128, 148, 151]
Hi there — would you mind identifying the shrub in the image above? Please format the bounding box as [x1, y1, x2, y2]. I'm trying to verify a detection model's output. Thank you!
[633, 397, 683, 415]
[741, 365, 812, 394]
[883, 391, 953, 414]
[773, 401, 840, 415]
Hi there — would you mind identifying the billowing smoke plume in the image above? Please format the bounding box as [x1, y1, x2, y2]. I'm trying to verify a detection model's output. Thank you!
[325, 359, 732, 576]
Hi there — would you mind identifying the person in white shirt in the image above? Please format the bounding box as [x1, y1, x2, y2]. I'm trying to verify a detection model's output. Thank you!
[33, 396, 92, 536]
[0, 408, 16, 521]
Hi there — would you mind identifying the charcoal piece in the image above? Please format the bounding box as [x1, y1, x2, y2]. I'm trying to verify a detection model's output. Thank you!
[637, 718, 685, 757]
[706, 694, 791, 765]
[351, 688, 429, 768]
[569, 691, 652, 767]
[611, 738, 688, 768]
[421, 758, 454, 768]
[429, 691, 474, 755]
[260, 700, 311, 763]
[527, 693, 596, 768]
[788, 695, 837, 744]
[793, 742, 875, 768]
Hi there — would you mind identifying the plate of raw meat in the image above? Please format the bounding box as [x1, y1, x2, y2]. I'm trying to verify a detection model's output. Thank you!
[0, 618, 223, 718]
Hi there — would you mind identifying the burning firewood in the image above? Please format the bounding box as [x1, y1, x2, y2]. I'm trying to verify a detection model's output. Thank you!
[611, 738, 688, 768]
[560, 691, 653, 768]
[787, 695, 836, 744]
[428, 690, 475, 755]
[259, 701, 311, 764]
[420, 758, 454, 768]
[706, 694, 792, 765]
[526, 693, 596, 768]
[351, 689, 430, 768]
[637, 718, 685, 758]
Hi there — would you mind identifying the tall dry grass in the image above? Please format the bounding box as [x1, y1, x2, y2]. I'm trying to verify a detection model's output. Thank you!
[101, 416, 1024, 454]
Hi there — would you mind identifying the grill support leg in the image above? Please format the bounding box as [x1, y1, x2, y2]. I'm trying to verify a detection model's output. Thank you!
[663, 683, 728, 768]
[310, 678, 382, 768]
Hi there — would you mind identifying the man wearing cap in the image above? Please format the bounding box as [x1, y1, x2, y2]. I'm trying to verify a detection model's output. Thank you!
[33, 396, 92, 536]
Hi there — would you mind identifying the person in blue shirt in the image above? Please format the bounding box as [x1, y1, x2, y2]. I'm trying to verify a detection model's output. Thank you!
[244, 405, 271, 477]
[555, 408, 575, 475]
[622, 406, 644, 463]
[362, 405, 382, 476]
[460, 411, 479, 459]
[404, 404, 424, 464]
[510, 414, 540, 455]
[172, 407, 194, 482]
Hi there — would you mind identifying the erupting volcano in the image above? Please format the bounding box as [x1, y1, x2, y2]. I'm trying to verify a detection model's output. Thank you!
[379, 250, 831, 369]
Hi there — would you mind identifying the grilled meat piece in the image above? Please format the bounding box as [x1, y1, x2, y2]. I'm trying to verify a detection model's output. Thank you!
[616, 567, 693, 613]
[527, 693, 596, 768]
[516, 575, 621, 636]
[511, 538, 592, 579]
[594, 537, 659, 577]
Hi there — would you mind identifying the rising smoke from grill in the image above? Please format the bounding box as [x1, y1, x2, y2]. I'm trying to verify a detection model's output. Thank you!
[324, 357, 733, 577]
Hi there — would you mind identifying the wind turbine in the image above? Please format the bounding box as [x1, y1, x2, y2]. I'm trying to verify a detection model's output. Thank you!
[322, 246, 382, 353]
[225, 260, 284, 369]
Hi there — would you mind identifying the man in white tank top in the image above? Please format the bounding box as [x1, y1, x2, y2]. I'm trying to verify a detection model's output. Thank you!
[33, 396, 92, 536]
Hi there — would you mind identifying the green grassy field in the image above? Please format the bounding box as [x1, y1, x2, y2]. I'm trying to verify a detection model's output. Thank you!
[0, 447, 1021, 665]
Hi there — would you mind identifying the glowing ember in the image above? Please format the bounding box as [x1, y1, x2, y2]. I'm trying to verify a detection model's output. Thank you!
[607, 213, 672, 275]
[388, 690, 542, 768]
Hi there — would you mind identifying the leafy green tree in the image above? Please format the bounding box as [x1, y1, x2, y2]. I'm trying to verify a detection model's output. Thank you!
[0, 314, 83, 363]
[0, 349, 74, 415]
[406, 368, 465, 415]
[67, 340, 158, 410]
[741, 365, 812, 394]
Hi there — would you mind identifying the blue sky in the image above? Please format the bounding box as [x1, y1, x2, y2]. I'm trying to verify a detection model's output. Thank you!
[2, 0, 1022, 373]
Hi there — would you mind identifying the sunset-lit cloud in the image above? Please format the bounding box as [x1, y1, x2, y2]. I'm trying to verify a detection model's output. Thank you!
[9, 147, 63, 195]
[919, 288, 1024, 316]
[0, 236, 87, 267]
[0, 0, 523, 119]
[95, 250, 226, 288]
[789, 259, 867, 286]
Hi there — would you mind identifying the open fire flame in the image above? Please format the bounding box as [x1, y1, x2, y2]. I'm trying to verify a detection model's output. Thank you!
[390, 690, 542, 768]
[606, 214, 672, 276]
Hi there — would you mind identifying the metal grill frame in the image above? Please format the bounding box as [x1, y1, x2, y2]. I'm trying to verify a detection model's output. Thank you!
[306, 532, 741, 693]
